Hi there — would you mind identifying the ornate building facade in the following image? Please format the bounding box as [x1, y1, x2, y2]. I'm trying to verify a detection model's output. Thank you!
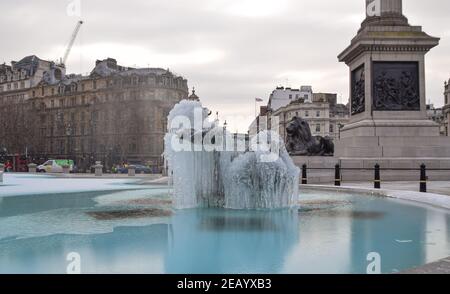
[445, 79, 450, 136]
[249, 88, 349, 141]
[0, 56, 189, 171]
[426, 104, 446, 136]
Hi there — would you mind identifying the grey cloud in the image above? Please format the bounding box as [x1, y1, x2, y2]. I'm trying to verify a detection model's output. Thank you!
[0, 0, 449, 131]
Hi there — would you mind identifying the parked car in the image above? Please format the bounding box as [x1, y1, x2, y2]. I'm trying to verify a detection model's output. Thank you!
[37, 159, 74, 173]
[118, 164, 152, 174]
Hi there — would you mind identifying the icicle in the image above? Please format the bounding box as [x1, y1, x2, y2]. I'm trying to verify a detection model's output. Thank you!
[164, 101, 300, 210]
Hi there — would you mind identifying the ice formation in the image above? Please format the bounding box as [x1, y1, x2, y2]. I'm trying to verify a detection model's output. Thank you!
[164, 100, 300, 210]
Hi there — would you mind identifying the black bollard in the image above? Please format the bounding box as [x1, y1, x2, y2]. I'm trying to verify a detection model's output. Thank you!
[420, 164, 427, 193]
[374, 164, 381, 189]
[335, 164, 341, 186]
[302, 164, 307, 185]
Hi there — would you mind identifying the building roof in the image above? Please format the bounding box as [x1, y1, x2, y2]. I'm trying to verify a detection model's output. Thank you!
[90, 58, 181, 79]
[13, 55, 43, 76]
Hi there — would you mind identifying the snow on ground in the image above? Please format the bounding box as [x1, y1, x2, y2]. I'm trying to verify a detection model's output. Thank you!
[0, 173, 147, 197]
[301, 185, 450, 210]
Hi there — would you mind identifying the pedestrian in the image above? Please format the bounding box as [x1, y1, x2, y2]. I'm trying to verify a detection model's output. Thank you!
[5, 160, 13, 172]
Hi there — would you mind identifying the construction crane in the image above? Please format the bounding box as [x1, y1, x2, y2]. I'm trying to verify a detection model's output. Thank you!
[61, 20, 84, 66]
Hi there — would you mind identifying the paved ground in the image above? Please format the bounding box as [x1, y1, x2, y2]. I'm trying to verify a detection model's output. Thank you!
[302, 181, 450, 196]
[316, 181, 450, 197]
[400, 257, 450, 274]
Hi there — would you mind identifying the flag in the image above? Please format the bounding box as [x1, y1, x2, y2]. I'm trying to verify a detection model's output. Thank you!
[255, 98, 263, 102]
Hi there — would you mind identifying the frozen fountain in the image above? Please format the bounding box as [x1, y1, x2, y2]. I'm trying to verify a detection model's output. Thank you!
[164, 100, 300, 210]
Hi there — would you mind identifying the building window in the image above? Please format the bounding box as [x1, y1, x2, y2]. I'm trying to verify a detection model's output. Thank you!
[289, 94, 292, 99]
[93, 80, 97, 89]
[330, 124, 334, 133]
[129, 141, 137, 153]
[51, 100, 55, 108]
[316, 111, 320, 117]
[59, 140, 65, 154]
[305, 111, 309, 117]
[59, 99, 64, 108]
[316, 124, 321, 132]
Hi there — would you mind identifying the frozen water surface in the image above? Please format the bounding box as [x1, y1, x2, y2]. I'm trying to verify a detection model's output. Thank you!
[0, 175, 449, 274]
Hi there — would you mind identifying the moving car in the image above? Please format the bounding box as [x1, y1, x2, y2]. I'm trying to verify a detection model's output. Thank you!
[37, 160, 74, 173]
[118, 164, 152, 174]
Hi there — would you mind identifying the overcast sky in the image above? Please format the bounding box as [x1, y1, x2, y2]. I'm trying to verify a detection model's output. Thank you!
[1, 0, 449, 132]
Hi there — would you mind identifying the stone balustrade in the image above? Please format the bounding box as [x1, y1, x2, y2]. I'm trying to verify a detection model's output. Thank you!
[93, 161, 103, 177]
[62, 165, 71, 174]
[128, 165, 136, 177]
[28, 163, 37, 173]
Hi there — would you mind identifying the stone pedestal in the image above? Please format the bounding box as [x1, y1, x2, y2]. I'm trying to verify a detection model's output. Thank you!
[93, 161, 103, 177]
[336, 0, 450, 159]
[128, 165, 136, 177]
[28, 163, 37, 173]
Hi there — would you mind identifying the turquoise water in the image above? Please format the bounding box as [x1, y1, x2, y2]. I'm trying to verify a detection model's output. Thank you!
[0, 177, 449, 273]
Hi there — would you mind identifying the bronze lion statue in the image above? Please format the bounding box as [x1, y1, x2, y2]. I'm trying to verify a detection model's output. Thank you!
[285, 117, 334, 156]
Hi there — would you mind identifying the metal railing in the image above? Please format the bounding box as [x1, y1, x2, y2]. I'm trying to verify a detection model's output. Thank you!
[301, 164, 450, 193]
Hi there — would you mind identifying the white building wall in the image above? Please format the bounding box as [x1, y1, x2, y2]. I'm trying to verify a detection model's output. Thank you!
[268, 86, 313, 112]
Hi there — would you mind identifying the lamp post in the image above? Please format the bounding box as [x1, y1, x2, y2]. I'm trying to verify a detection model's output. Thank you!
[66, 123, 73, 160]
[338, 123, 344, 140]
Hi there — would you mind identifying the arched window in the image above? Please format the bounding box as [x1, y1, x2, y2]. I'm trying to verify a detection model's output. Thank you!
[71, 83, 77, 92]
